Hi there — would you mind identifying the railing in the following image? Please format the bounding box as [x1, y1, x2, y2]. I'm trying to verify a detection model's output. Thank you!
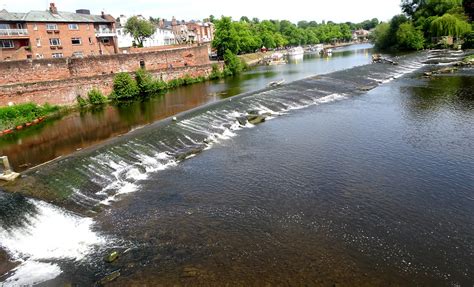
[95, 29, 116, 37]
[0, 29, 29, 36]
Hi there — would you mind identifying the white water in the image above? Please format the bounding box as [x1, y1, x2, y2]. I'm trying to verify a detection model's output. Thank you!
[0, 200, 105, 285]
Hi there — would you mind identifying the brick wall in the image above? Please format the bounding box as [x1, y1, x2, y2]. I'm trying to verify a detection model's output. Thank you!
[0, 44, 210, 85]
[0, 64, 218, 106]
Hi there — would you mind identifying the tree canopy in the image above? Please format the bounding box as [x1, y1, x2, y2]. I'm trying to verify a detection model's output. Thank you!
[125, 16, 156, 47]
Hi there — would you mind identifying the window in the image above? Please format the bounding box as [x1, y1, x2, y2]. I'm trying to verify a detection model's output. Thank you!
[72, 51, 84, 58]
[33, 24, 38, 31]
[88, 37, 93, 45]
[0, 24, 9, 29]
[86, 24, 90, 30]
[36, 38, 41, 47]
[68, 24, 79, 30]
[46, 23, 58, 30]
[49, 38, 61, 46]
[71, 37, 82, 45]
[52, 53, 63, 58]
[0, 40, 14, 48]
[100, 38, 110, 44]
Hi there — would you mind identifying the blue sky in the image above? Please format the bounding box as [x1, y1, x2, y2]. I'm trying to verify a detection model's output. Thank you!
[1, 0, 402, 23]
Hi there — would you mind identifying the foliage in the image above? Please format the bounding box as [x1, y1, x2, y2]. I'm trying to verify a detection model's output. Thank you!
[135, 69, 167, 95]
[76, 95, 88, 108]
[124, 16, 156, 47]
[209, 63, 223, 80]
[0, 103, 59, 130]
[223, 49, 244, 76]
[110, 72, 140, 101]
[87, 89, 108, 105]
[430, 13, 471, 37]
[462, 31, 474, 48]
[397, 22, 425, 50]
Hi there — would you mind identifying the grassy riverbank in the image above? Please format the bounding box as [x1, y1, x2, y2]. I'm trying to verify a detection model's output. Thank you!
[0, 103, 60, 132]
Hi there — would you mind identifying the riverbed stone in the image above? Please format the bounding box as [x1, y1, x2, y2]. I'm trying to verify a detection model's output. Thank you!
[247, 115, 266, 125]
[98, 270, 121, 285]
[236, 116, 248, 126]
[104, 251, 119, 263]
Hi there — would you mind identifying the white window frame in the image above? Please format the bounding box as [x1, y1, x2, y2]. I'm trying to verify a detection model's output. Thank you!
[71, 37, 82, 45]
[52, 53, 63, 58]
[46, 23, 58, 31]
[36, 38, 41, 47]
[33, 24, 38, 31]
[49, 38, 61, 46]
[0, 40, 14, 48]
[72, 51, 84, 58]
[68, 24, 79, 30]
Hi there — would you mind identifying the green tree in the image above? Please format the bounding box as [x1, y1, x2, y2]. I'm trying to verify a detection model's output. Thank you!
[125, 16, 156, 47]
[430, 13, 471, 38]
[397, 22, 425, 50]
[212, 16, 240, 58]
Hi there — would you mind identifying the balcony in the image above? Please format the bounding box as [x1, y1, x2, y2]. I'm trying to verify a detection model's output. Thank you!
[0, 29, 29, 39]
[95, 28, 116, 37]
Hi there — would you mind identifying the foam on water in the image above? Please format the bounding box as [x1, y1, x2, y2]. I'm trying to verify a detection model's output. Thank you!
[0, 200, 105, 284]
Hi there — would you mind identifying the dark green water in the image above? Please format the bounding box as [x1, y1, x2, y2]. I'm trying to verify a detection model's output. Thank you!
[0, 48, 473, 286]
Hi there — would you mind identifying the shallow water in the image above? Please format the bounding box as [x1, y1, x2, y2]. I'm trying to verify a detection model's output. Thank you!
[0, 44, 373, 172]
[1, 49, 473, 286]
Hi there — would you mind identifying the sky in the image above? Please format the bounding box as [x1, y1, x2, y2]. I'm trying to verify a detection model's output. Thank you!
[0, 0, 402, 23]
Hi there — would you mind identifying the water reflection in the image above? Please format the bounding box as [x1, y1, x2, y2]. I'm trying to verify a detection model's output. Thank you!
[0, 44, 373, 171]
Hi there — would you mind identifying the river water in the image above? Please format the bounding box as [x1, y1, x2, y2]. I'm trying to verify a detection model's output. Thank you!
[0, 46, 473, 286]
[0, 44, 372, 172]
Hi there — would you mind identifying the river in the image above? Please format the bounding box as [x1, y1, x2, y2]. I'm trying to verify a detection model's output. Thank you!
[0, 45, 473, 286]
[0, 44, 372, 172]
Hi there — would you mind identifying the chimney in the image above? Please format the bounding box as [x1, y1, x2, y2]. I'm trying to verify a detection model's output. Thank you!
[159, 18, 164, 28]
[49, 3, 58, 14]
[172, 16, 177, 26]
[101, 11, 105, 19]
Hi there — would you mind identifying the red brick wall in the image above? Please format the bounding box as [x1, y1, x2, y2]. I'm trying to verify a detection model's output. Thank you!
[0, 44, 210, 85]
[0, 64, 218, 106]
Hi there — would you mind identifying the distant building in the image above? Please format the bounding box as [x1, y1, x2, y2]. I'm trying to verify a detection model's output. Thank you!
[0, 3, 118, 61]
[186, 20, 214, 44]
[116, 15, 176, 48]
[352, 29, 370, 42]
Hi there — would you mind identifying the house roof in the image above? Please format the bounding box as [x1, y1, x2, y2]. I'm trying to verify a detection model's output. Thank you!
[0, 9, 113, 23]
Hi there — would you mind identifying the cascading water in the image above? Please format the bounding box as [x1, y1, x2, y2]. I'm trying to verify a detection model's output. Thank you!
[1, 48, 467, 285]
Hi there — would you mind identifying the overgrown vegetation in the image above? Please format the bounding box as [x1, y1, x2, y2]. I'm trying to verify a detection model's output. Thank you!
[0, 103, 59, 130]
[373, 0, 472, 51]
[87, 88, 108, 105]
[110, 72, 140, 101]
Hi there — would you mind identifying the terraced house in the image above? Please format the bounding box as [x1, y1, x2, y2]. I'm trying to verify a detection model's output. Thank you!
[0, 3, 118, 61]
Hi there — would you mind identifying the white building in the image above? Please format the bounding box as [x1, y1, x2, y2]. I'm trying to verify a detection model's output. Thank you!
[116, 15, 176, 49]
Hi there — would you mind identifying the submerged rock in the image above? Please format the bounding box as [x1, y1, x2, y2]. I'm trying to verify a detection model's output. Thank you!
[104, 251, 119, 263]
[175, 145, 205, 161]
[236, 116, 248, 126]
[98, 270, 120, 285]
[246, 114, 266, 124]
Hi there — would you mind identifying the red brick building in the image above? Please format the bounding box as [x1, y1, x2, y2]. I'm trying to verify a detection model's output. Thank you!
[0, 3, 118, 61]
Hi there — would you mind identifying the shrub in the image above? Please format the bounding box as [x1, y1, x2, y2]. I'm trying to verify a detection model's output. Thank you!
[76, 95, 88, 108]
[397, 23, 425, 50]
[462, 32, 474, 49]
[223, 49, 244, 76]
[209, 63, 223, 80]
[110, 72, 140, 101]
[135, 69, 167, 95]
[87, 88, 107, 105]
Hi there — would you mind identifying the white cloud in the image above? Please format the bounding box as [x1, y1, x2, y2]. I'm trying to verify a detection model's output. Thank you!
[0, 0, 401, 23]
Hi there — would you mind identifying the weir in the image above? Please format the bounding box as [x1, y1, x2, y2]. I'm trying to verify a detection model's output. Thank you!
[3, 50, 436, 214]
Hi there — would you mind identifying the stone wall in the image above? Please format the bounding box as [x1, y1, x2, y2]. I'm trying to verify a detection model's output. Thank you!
[0, 44, 210, 86]
[0, 64, 216, 106]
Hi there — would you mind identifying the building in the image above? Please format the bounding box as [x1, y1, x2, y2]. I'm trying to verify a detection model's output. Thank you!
[352, 29, 370, 42]
[186, 20, 214, 44]
[116, 15, 176, 48]
[0, 3, 117, 61]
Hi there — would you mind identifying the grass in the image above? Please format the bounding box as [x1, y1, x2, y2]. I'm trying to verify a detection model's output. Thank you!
[0, 103, 59, 131]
